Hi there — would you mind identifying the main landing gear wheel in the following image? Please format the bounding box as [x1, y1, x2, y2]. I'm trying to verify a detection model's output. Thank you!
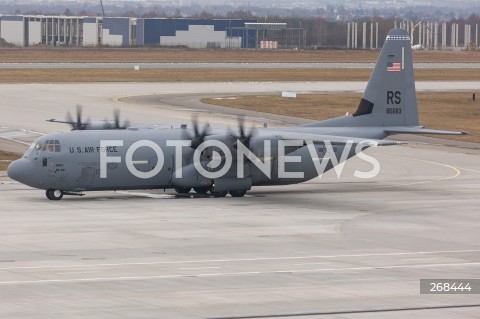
[229, 190, 247, 197]
[174, 187, 191, 194]
[211, 191, 228, 198]
[193, 187, 209, 194]
[46, 189, 64, 200]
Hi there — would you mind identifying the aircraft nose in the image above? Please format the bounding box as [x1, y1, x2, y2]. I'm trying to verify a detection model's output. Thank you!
[7, 158, 34, 184]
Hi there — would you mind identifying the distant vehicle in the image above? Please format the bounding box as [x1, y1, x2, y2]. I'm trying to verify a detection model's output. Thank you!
[8, 29, 466, 200]
[411, 44, 423, 50]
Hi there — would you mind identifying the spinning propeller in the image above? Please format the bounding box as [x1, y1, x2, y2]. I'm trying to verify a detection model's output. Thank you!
[183, 115, 257, 150]
[65, 104, 90, 130]
[183, 115, 210, 149]
[59, 105, 130, 130]
[113, 109, 131, 130]
[231, 116, 257, 149]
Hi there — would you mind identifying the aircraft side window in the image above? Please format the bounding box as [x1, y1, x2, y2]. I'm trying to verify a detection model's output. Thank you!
[55, 145, 61, 152]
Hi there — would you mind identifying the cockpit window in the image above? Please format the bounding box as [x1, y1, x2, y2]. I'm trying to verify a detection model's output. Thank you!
[23, 142, 37, 158]
[44, 140, 61, 153]
[23, 140, 61, 158]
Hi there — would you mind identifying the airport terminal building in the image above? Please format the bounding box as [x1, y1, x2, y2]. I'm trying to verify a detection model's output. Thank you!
[0, 15, 257, 48]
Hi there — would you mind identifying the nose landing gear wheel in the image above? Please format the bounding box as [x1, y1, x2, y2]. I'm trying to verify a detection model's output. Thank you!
[229, 190, 247, 197]
[46, 189, 64, 200]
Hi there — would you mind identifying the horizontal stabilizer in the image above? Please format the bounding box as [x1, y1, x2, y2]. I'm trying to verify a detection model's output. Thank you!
[260, 131, 406, 147]
[385, 127, 468, 135]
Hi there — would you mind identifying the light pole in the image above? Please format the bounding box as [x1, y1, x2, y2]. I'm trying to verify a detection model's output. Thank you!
[299, 21, 302, 48]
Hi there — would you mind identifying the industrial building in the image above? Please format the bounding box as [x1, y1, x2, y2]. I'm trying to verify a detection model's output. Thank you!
[346, 20, 479, 50]
[0, 14, 257, 48]
[136, 18, 256, 48]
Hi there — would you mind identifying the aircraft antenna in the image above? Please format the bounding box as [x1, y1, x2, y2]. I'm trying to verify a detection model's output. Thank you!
[99, 0, 105, 17]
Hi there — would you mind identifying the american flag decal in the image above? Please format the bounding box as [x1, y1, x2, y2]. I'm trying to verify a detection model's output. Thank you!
[387, 62, 401, 72]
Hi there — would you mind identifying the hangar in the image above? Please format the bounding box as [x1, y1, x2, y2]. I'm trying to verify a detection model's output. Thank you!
[136, 18, 256, 48]
[0, 14, 257, 48]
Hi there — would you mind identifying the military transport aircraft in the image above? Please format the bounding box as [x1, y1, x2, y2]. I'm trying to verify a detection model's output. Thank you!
[7, 29, 466, 200]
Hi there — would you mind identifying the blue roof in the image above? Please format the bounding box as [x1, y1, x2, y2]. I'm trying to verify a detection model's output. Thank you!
[1, 15, 23, 21]
[83, 17, 97, 23]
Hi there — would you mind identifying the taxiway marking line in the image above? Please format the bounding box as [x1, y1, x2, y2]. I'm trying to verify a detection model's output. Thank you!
[457, 167, 480, 173]
[383, 154, 462, 180]
[116, 191, 175, 199]
[0, 136, 32, 146]
[57, 271, 101, 275]
[406, 257, 439, 262]
[371, 154, 462, 189]
[0, 249, 478, 271]
[180, 266, 221, 270]
[209, 303, 480, 319]
[20, 128, 45, 136]
[0, 261, 478, 286]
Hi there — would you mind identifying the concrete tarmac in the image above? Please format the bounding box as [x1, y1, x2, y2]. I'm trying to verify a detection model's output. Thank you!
[1, 62, 480, 69]
[0, 82, 479, 318]
[1, 145, 479, 318]
[0, 81, 479, 135]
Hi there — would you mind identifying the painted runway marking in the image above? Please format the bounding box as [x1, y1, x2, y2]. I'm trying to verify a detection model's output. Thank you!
[58, 271, 101, 275]
[20, 128, 45, 136]
[0, 261, 478, 286]
[180, 266, 221, 270]
[406, 257, 439, 262]
[371, 154, 462, 189]
[0, 136, 32, 146]
[457, 167, 480, 173]
[208, 304, 480, 319]
[0, 249, 478, 271]
[384, 154, 462, 180]
[116, 191, 175, 199]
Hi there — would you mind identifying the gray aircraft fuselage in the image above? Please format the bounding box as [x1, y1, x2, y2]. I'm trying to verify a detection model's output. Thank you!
[11, 126, 379, 193]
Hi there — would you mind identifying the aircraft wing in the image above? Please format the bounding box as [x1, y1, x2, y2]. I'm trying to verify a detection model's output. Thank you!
[384, 126, 468, 135]
[46, 119, 74, 124]
[256, 131, 406, 147]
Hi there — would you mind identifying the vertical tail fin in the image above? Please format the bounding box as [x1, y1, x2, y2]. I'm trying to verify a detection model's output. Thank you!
[352, 28, 418, 126]
[302, 29, 466, 135]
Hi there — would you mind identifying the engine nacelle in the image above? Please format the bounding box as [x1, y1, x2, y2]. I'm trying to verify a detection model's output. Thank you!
[211, 177, 252, 192]
[171, 164, 211, 188]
